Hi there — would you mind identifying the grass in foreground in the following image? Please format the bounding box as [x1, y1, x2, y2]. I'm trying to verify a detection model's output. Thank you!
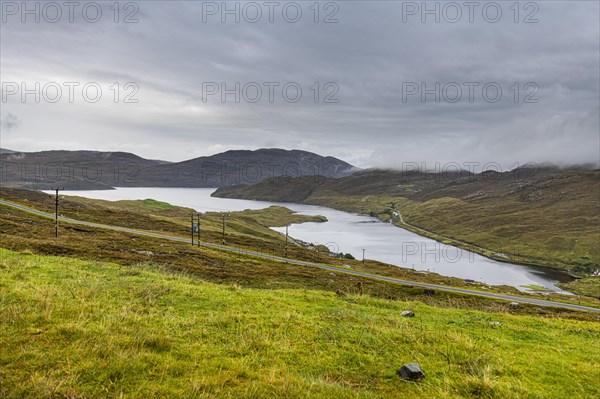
[1, 249, 599, 398]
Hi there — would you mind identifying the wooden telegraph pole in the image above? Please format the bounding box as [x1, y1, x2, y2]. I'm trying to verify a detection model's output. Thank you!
[222, 213, 227, 245]
[50, 188, 63, 238]
[190, 213, 195, 245]
[191, 213, 201, 246]
[285, 224, 289, 258]
[197, 213, 200, 246]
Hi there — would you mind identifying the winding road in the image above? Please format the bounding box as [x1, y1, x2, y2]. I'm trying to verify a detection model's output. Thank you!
[1, 198, 598, 313]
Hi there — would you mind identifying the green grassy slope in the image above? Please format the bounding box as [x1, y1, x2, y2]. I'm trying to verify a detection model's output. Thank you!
[1, 249, 599, 399]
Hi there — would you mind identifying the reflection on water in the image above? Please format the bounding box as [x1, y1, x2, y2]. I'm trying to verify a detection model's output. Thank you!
[58, 187, 573, 293]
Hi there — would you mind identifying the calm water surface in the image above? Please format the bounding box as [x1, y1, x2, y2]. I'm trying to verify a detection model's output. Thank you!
[59, 187, 573, 293]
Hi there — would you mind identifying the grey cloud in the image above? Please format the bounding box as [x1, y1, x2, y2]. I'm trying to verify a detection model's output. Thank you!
[0, 1, 598, 168]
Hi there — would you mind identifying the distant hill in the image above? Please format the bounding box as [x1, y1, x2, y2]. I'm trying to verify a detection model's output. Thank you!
[128, 148, 356, 188]
[0, 148, 356, 190]
[0, 148, 17, 154]
[213, 166, 565, 202]
[0, 150, 169, 190]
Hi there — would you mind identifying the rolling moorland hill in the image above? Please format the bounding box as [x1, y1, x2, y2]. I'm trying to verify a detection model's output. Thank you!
[213, 166, 600, 276]
[4, 185, 599, 307]
[214, 166, 571, 202]
[0, 148, 356, 190]
[1, 186, 599, 397]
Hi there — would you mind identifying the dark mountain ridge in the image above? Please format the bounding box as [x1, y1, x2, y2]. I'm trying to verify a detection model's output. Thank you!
[0, 148, 356, 190]
[130, 148, 356, 188]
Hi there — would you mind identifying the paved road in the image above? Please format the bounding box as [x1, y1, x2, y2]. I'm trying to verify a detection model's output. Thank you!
[1, 198, 599, 313]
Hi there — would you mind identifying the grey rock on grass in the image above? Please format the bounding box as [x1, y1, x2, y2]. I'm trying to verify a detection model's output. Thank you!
[397, 363, 425, 380]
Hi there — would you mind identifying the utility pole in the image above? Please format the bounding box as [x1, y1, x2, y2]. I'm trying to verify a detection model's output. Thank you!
[190, 213, 201, 246]
[197, 213, 200, 247]
[362, 248, 366, 263]
[285, 224, 289, 258]
[50, 188, 63, 238]
[222, 213, 227, 245]
[190, 213, 195, 245]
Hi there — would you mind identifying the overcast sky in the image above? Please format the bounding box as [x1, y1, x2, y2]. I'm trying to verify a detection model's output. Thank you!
[1, 0, 598, 169]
